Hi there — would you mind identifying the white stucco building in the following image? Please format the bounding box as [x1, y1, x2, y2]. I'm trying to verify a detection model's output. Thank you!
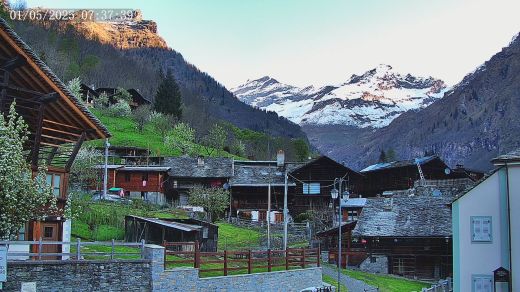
[452, 149, 520, 292]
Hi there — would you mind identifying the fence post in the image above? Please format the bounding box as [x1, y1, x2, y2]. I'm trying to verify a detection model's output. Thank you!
[268, 249, 272, 272]
[76, 238, 81, 260]
[140, 239, 145, 259]
[38, 237, 42, 260]
[110, 239, 115, 260]
[194, 240, 200, 269]
[285, 249, 289, 270]
[302, 248, 306, 268]
[224, 250, 228, 276]
[248, 250, 252, 274]
[317, 245, 321, 267]
[447, 277, 452, 291]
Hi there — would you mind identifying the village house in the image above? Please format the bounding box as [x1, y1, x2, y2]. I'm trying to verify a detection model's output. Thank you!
[103, 165, 170, 205]
[229, 155, 364, 223]
[79, 83, 98, 107]
[0, 18, 109, 252]
[163, 156, 233, 207]
[229, 159, 295, 223]
[95, 87, 152, 109]
[452, 149, 520, 292]
[352, 188, 455, 280]
[360, 155, 482, 197]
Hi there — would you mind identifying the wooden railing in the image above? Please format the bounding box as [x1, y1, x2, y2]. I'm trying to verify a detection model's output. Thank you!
[163, 241, 320, 276]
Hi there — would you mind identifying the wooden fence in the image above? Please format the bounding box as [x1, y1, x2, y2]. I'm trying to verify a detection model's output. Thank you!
[1, 239, 145, 260]
[163, 241, 320, 276]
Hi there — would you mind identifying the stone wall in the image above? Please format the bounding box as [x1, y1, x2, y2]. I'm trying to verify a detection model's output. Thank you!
[146, 244, 324, 292]
[359, 255, 388, 274]
[4, 245, 323, 292]
[4, 259, 152, 292]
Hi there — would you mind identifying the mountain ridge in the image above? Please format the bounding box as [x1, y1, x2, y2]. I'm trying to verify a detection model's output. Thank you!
[232, 64, 448, 128]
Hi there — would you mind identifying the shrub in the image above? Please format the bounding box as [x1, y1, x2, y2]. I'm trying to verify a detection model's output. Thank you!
[106, 100, 131, 118]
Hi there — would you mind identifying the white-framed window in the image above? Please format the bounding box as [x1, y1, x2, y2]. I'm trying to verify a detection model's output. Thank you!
[302, 182, 320, 194]
[46, 173, 62, 198]
[471, 216, 492, 243]
[202, 227, 209, 239]
[472, 275, 493, 292]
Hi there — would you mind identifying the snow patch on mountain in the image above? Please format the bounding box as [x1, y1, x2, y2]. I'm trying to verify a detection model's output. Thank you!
[232, 65, 448, 128]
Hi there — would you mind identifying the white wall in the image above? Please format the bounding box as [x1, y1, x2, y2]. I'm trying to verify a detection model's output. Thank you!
[455, 165, 519, 292]
[62, 219, 71, 260]
[455, 172, 502, 292]
[507, 166, 520, 291]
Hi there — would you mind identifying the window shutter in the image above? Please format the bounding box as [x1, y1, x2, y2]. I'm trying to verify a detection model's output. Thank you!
[472, 216, 492, 242]
[473, 275, 493, 292]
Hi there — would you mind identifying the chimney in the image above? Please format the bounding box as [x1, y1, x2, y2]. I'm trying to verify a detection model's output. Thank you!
[277, 150, 285, 167]
[197, 156, 204, 166]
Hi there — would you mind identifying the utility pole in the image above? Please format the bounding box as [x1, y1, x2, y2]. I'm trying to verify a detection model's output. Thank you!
[103, 139, 110, 198]
[267, 183, 271, 250]
[337, 178, 343, 291]
[283, 170, 288, 250]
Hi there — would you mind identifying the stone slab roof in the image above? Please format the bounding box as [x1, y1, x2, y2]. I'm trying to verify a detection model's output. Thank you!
[164, 157, 233, 178]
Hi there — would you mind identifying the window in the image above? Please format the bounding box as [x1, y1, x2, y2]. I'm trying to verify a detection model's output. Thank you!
[472, 275, 493, 292]
[44, 226, 54, 238]
[471, 216, 492, 242]
[303, 183, 320, 194]
[46, 173, 62, 198]
[125, 173, 131, 182]
[203, 227, 209, 239]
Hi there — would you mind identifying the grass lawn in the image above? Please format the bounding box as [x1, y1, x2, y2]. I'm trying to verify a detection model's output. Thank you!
[322, 274, 348, 291]
[216, 222, 262, 251]
[324, 264, 429, 292]
[72, 200, 189, 241]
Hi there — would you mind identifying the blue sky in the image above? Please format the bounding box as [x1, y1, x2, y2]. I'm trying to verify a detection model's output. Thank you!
[24, 0, 520, 88]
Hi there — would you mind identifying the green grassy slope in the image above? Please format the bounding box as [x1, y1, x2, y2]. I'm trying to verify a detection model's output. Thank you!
[87, 108, 237, 158]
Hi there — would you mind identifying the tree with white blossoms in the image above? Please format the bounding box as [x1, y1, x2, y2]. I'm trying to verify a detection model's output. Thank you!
[188, 186, 230, 223]
[67, 77, 82, 100]
[0, 102, 57, 239]
[69, 145, 103, 191]
[165, 122, 195, 156]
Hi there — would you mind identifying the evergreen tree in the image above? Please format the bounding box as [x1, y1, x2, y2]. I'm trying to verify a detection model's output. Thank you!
[154, 70, 182, 120]
[386, 148, 397, 162]
[378, 150, 387, 163]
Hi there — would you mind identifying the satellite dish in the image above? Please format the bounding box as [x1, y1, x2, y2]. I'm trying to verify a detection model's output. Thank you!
[432, 189, 442, 197]
[223, 183, 230, 190]
[444, 168, 451, 175]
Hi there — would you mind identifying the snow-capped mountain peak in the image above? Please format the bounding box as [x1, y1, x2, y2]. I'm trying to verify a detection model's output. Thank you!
[232, 66, 448, 128]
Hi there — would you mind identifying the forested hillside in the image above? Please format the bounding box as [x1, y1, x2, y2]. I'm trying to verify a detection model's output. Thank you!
[9, 20, 306, 139]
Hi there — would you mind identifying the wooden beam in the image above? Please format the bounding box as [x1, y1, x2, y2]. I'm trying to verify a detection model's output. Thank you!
[42, 126, 81, 137]
[65, 131, 86, 171]
[0, 88, 5, 114]
[31, 103, 45, 167]
[41, 134, 77, 143]
[46, 147, 59, 165]
[43, 119, 83, 130]
[0, 55, 26, 71]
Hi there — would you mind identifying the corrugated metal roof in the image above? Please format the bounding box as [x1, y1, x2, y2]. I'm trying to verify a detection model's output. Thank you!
[127, 215, 201, 232]
[360, 156, 438, 172]
[119, 166, 171, 172]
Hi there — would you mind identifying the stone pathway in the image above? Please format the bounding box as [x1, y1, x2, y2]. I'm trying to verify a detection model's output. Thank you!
[322, 265, 377, 292]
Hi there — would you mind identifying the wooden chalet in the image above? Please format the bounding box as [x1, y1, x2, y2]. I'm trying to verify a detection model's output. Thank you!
[0, 19, 110, 249]
[79, 83, 98, 107]
[95, 87, 151, 109]
[351, 193, 454, 280]
[125, 215, 218, 252]
[360, 156, 476, 197]
[163, 156, 233, 207]
[230, 160, 295, 223]
[95, 145, 164, 165]
[104, 165, 170, 205]
[290, 156, 365, 216]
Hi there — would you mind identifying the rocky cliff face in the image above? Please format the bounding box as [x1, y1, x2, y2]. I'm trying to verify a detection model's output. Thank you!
[29, 9, 167, 49]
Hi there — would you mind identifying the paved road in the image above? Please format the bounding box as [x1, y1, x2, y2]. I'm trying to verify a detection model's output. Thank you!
[322, 265, 377, 292]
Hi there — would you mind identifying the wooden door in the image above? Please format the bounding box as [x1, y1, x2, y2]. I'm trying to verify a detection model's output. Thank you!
[41, 222, 60, 259]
